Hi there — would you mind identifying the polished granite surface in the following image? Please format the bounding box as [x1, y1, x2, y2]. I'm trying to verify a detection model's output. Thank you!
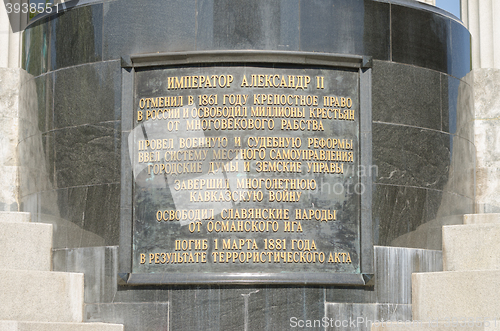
[20, 1, 473, 329]
[24, 0, 470, 77]
[18, 63, 475, 250]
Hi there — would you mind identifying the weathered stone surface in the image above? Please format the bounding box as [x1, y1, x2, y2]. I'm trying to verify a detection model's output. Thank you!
[412, 270, 500, 321]
[443, 224, 500, 271]
[0, 68, 21, 211]
[0, 321, 123, 331]
[0, 269, 84, 322]
[473, 69, 500, 213]
[0, 221, 52, 271]
[0, 211, 30, 223]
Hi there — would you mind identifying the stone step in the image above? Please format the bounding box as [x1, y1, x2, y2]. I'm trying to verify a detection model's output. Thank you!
[0, 321, 124, 331]
[0, 211, 31, 223]
[443, 223, 500, 271]
[0, 269, 84, 323]
[372, 321, 500, 330]
[464, 213, 500, 225]
[0, 222, 52, 271]
[412, 270, 500, 321]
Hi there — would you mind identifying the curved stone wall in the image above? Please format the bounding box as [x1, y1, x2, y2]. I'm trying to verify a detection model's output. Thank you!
[20, 0, 473, 250]
[19, 0, 473, 328]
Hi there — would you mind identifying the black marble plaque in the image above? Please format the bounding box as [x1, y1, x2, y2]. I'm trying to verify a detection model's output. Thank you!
[127, 60, 370, 284]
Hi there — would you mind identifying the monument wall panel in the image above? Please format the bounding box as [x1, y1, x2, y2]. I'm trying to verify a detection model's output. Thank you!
[19, 0, 474, 329]
[49, 4, 103, 71]
[123, 59, 371, 284]
[19, 0, 475, 250]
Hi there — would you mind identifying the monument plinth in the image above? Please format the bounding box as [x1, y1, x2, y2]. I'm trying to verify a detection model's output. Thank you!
[19, 0, 473, 329]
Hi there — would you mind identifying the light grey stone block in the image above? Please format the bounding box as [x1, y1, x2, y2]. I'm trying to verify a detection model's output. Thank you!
[443, 224, 500, 271]
[464, 213, 500, 224]
[473, 69, 500, 213]
[0, 269, 84, 322]
[412, 270, 500, 321]
[476, 166, 500, 213]
[0, 221, 52, 271]
[372, 321, 500, 330]
[0, 68, 22, 211]
[0, 211, 31, 223]
[0, 321, 123, 331]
